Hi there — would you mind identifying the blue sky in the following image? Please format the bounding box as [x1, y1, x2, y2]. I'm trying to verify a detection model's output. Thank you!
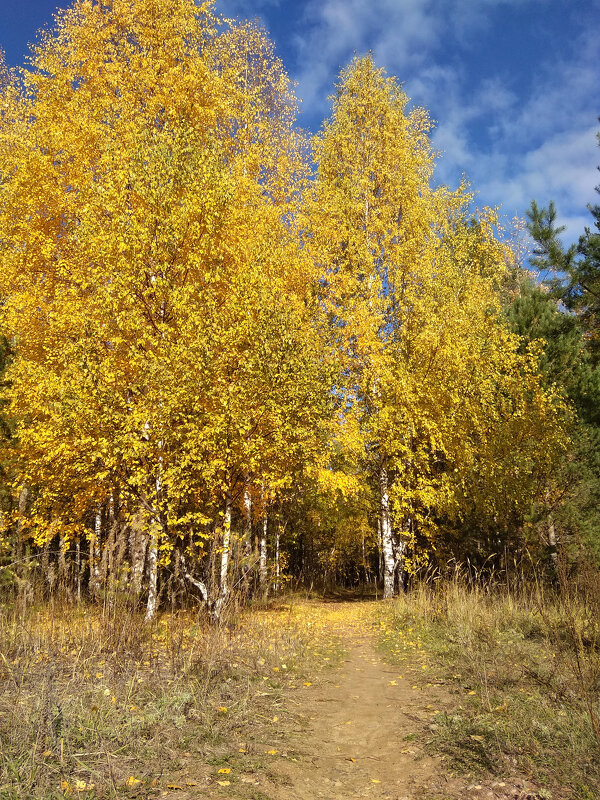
[2, 0, 599, 246]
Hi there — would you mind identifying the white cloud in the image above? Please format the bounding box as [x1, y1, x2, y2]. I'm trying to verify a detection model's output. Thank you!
[292, 0, 442, 121]
[217, 0, 599, 243]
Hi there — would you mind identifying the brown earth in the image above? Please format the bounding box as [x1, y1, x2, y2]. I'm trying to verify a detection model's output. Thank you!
[162, 601, 548, 800]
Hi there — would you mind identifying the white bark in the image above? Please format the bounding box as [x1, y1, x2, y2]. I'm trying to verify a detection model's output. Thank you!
[89, 507, 102, 598]
[58, 529, 67, 590]
[379, 462, 395, 599]
[180, 554, 209, 605]
[395, 536, 407, 591]
[145, 452, 164, 623]
[242, 481, 252, 583]
[259, 512, 268, 591]
[219, 490, 232, 600]
[376, 516, 383, 584]
[259, 485, 268, 593]
[75, 539, 81, 602]
[144, 521, 159, 622]
[274, 526, 280, 594]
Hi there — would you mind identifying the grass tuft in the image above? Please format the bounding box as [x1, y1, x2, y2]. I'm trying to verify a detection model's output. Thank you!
[378, 576, 600, 800]
[0, 595, 341, 798]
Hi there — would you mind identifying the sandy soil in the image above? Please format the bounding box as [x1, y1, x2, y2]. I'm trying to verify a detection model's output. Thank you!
[163, 600, 547, 800]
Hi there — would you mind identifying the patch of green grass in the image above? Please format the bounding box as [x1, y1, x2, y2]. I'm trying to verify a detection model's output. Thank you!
[377, 580, 600, 800]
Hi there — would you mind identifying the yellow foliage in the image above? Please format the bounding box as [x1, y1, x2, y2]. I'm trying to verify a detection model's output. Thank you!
[0, 0, 330, 552]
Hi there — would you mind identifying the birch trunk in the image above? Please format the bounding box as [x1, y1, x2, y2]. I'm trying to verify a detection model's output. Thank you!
[75, 539, 81, 602]
[58, 529, 67, 597]
[41, 538, 51, 596]
[545, 487, 558, 569]
[180, 554, 209, 605]
[144, 521, 159, 622]
[376, 516, 383, 585]
[379, 462, 395, 599]
[110, 518, 127, 600]
[242, 481, 252, 586]
[89, 508, 102, 599]
[145, 448, 165, 623]
[274, 526, 280, 594]
[15, 484, 28, 572]
[259, 485, 268, 594]
[219, 489, 232, 600]
[259, 513, 268, 593]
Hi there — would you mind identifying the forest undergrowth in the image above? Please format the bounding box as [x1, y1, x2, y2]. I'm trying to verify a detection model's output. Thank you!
[1, 576, 600, 799]
[0, 594, 344, 799]
[378, 571, 600, 800]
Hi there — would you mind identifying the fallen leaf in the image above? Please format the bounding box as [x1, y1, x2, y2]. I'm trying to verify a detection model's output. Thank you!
[217, 768, 231, 774]
[216, 780, 231, 787]
[125, 776, 141, 787]
[74, 780, 94, 791]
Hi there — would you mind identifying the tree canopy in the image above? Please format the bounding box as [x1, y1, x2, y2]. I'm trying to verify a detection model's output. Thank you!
[0, 1, 585, 615]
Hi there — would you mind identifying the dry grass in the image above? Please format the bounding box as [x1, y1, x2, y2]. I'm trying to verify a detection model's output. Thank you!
[378, 575, 600, 800]
[0, 593, 343, 799]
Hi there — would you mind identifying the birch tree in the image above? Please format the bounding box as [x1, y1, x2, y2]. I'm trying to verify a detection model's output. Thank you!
[312, 57, 568, 593]
[0, 0, 330, 614]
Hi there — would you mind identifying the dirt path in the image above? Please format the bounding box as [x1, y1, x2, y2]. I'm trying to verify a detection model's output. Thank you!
[166, 600, 533, 800]
[260, 601, 456, 800]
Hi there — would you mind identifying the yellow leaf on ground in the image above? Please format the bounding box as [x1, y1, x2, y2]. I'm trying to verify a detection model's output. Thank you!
[216, 780, 231, 787]
[74, 780, 94, 791]
[217, 768, 231, 774]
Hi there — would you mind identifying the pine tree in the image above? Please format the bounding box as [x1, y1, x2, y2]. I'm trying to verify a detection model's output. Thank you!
[526, 126, 600, 363]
